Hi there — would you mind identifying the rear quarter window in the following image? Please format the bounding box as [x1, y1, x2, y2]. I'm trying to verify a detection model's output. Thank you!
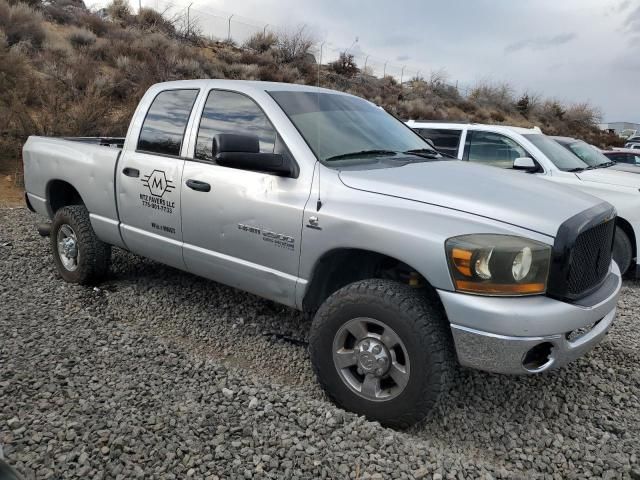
[416, 128, 462, 156]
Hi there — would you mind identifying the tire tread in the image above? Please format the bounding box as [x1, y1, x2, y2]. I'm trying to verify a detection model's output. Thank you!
[51, 205, 111, 285]
[309, 279, 455, 429]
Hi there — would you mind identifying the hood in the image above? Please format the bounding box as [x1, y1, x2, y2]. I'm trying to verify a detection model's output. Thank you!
[338, 160, 605, 237]
[608, 164, 640, 175]
[576, 168, 640, 187]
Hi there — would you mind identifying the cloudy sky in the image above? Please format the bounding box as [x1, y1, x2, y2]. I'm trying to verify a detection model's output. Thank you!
[106, 0, 640, 122]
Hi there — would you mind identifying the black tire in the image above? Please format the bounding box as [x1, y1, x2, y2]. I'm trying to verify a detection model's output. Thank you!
[309, 279, 455, 429]
[50, 205, 111, 285]
[613, 226, 632, 275]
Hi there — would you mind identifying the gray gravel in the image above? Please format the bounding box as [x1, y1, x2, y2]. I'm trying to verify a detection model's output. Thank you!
[1, 207, 639, 479]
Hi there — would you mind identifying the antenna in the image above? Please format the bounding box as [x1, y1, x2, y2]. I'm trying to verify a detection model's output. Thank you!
[316, 163, 322, 211]
[316, 41, 324, 211]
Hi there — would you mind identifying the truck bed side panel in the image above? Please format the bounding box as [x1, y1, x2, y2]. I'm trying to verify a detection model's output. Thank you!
[23, 136, 124, 248]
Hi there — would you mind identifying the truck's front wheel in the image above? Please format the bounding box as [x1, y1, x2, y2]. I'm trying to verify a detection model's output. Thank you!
[309, 279, 455, 429]
[51, 205, 111, 285]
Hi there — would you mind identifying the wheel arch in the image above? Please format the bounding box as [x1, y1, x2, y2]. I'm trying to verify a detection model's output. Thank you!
[302, 248, 435, 314]
[46, 179, 85, 217]
[616, 216, 636, 260]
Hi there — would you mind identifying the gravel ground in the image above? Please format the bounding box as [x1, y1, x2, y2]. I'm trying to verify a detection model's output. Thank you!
[1, 207, 639, 479]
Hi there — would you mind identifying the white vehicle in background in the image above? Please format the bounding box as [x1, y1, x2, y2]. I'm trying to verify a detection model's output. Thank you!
[624, 142, 640, 150]
[407, 120, 640, 276]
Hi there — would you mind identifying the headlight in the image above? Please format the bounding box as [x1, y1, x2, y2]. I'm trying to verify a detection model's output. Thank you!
[445, 234, 551, 296]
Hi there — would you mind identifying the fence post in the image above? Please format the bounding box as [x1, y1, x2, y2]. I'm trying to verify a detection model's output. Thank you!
[317, 41, 325, 87]
[227, 14, 234, 41]
[186, 3, 193, 38]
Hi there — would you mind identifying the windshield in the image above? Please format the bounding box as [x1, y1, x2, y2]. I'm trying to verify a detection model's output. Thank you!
[269, 91, 438, 164]
[523, 134, 588, 171]
[563, 140, 611, 167]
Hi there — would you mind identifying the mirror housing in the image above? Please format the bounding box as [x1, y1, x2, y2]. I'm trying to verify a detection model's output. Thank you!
[513, 157, 538, 172]
[213, 133, 293, 177]
[423, 138, 436, 149]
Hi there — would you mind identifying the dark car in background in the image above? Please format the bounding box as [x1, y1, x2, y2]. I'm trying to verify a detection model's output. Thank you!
[602, 148, 640, 166]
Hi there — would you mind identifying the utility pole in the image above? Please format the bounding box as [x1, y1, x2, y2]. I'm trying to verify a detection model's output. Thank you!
[263, 24, 269, 35]
[383, 61, 387, 78]
[363, 54, 370, 71]
[400, 65, 405, 86]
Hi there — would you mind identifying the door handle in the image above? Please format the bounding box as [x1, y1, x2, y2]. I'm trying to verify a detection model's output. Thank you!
[186, 179, 211, 192]
[123, 167, 140, 178]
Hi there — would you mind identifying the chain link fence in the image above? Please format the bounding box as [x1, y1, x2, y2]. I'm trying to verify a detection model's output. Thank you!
[144, 0, 470, 94]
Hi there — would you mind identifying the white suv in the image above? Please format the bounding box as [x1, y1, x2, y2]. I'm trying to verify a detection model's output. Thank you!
[406, 120, 640, 276]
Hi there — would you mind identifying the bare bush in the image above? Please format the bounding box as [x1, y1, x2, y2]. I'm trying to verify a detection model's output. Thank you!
[564, 102, 601, 128]
[77, 12, 110, 36]
[469, 81, 515, 112]
[276, 25, 315, 63]
[0, 1, 46, 48]
[244, 31, 278, 53]
[106, 0, 131, 23]
[136, 7, 177, 36]
[68, 27, 97, 48]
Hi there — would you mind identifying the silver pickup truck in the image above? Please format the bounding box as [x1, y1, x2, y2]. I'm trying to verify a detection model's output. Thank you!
[23, 80, 621, 428]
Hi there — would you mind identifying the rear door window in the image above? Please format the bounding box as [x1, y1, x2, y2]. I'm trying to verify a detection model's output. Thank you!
[416, 128, 462, 157]
[464, 131, 529, 169]
[137, 89, 199, 157]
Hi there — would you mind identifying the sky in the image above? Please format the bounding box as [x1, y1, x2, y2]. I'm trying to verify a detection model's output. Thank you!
[97, 0, 640, 123]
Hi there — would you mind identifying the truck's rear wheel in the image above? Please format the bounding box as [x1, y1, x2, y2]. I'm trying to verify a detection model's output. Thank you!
[51, 205, 111, 284]
[309, 279, 455, 429]
[613, 226, 632, 275]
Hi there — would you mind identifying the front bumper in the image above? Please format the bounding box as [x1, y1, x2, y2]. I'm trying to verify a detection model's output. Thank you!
[438, 263, 621, 374]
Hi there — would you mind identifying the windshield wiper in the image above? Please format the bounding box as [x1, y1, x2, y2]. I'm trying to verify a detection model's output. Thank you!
[324, 150, 398, 162]
[403, 148, 442, 159]
[596, 161, 616, 168]
[566, 167, 586, 172]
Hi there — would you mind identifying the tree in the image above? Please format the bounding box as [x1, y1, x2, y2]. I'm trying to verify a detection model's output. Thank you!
[328, 51, 359, 77]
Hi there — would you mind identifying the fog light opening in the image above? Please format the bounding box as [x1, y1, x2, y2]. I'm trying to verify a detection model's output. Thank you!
[522, 342, 555, 372]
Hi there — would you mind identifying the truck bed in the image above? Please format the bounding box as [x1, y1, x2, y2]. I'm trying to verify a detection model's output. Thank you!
[23, 136, 124, 247]
[61, 137, 126, 149]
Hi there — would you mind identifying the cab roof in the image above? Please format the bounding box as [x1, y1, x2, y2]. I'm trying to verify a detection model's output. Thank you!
[405, 120, 542, 135]
[149, 79, 349, 96]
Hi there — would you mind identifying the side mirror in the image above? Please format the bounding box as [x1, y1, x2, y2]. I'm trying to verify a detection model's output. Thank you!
[213, 133, 293, 177]
[513, 157, 538, 172]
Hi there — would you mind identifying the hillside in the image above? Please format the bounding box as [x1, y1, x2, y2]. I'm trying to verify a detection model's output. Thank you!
[0, 0, 623, 181]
